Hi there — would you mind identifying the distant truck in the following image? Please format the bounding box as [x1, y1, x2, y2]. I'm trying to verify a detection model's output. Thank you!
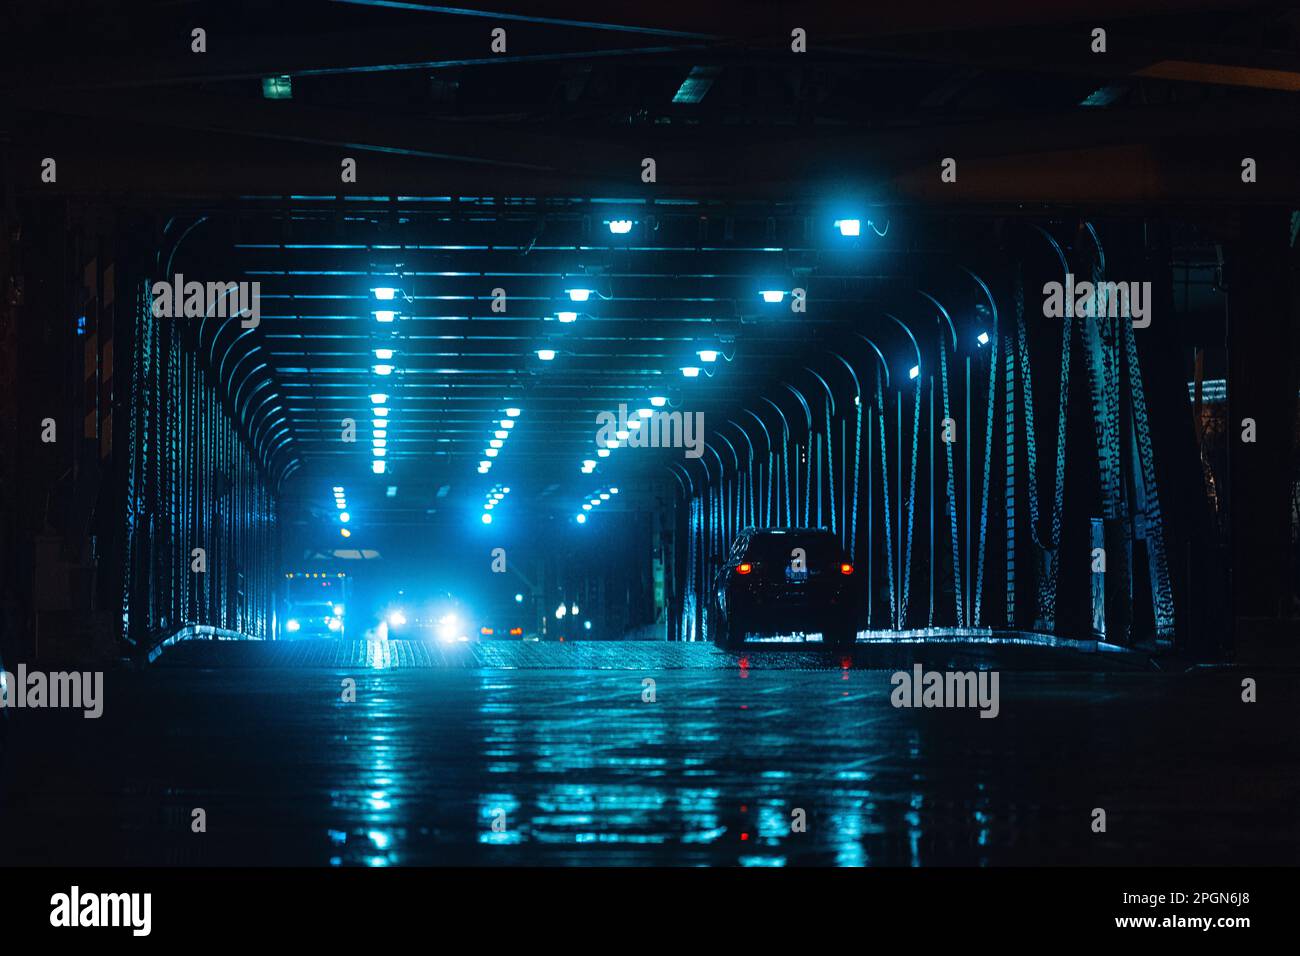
[280, 571, 352, 640]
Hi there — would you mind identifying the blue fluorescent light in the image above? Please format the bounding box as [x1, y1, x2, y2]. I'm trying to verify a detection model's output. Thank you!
[262, 75, 292, 100]
[672, 65, 721, 104]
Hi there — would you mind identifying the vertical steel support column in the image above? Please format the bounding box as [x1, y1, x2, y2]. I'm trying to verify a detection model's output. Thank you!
[965, 356, 972, 628]
[840, 417, 847, 546]
[815, 433, 823, 527]
[896, 391, 902, 627]
[1006, 272, 1019, 627]
[929, 376, 936, 626]
[866, 408, 873, 625]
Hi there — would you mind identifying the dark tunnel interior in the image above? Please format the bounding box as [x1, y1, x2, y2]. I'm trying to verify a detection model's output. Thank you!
[0, 0, 1297, 893]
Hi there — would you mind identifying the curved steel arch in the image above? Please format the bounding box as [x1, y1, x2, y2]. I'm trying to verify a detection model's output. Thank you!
[216, 328, 258, 389]
[715, 432, 740, 473]
[961, 267, 1000, 336]
[782, 383, 813, 431]
[228, 353, 268, 424]
[703, 442, 726, 479]
[758, 397, 790, 440]
[853, 332, 891, 391]
[1083, 221, 1106, 272]
[160, 215, 210, 276]
[667, 461, 693, 498]
[264, 425, 295, 459]
[239, 379, 280, 450]
[826, 351, 861, 401]
[692, 447, 714, 488]
[883, 313, 923, 376]
[803, 367, 836, 414]
[278, 459, 305, 490]
[199, 294, 249, 367]
[723, 420, 754, 463]
[1030, 223, 1071, 276]
[195, 298, 291, 484]
[916, 290, 959, 353]
[742, 408, 772, 453]
[667, 466, 688, 499]
[224, 346, 291, 484]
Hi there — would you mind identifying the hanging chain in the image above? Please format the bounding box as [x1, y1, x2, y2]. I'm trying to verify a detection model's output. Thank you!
[974, 322, 999, 626]
[825, 398, 836, 534]
[1043, 278, 1074, 628]
[1017, 274, 1071, 628]
[783, 438, 792, 526]
[1016, 295, 1043, 545]
[900, 378, 922, 625]
[1005, 274, 1019, 625]
[939, 339, 965, 626]
[876, 374, 898, 627]
[1122, 313, 1176, 636]
[849, 401, 863, 555]
[685, 496, 700, 641]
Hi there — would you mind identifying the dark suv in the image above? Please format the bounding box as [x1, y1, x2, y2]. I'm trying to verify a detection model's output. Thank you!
[712, 528, 859, 649]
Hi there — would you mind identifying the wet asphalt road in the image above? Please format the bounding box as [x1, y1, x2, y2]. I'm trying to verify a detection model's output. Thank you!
[1, 640, 1296, 866]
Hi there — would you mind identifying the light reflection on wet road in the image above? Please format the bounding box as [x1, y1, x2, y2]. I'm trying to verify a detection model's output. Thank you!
[1, 643, 1296, 866]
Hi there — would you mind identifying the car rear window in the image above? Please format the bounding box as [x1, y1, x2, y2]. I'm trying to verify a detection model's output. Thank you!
[742, 533, 845, 565]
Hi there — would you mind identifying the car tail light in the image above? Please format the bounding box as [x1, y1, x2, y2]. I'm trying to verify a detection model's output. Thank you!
[736, 563, 752, 575]
[840, 563, 854, 575]
[509, 627, 522, 636]
[480, 626, 494, 635]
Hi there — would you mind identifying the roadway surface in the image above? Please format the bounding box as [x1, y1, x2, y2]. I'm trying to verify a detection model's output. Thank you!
[1, 639, 1295, 866]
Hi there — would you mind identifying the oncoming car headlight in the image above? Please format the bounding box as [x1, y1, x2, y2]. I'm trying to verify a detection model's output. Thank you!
[436, 612, 462, 643]
[286, 618, 301, 633]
